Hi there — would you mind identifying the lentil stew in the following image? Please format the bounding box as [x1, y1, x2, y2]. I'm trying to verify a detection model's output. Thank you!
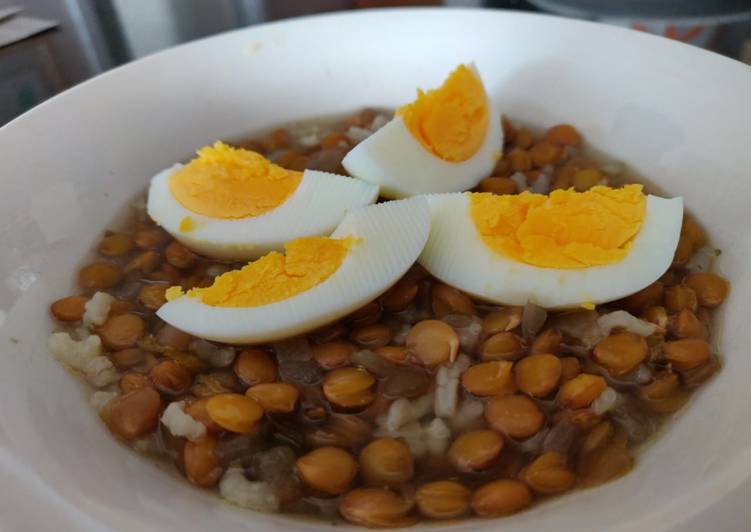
[47, 110, 727, 526]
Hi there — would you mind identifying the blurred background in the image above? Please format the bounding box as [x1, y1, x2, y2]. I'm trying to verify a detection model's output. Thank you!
[1, 0, 750, 125]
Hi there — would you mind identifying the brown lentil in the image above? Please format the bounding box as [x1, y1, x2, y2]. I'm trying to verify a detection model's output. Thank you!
[205, 393, 264, 433]
[98, 314, 145, 350]
[119, 372, 152, 393]
[234, 348, 277, 386]
[479, 331, 524, 361]
[125, 250, 160, 274]
[311, 341, 356, 369]
[672, 235, 694, 266]
[184, 435, 223, 487]
[663, 339, 711, 370]
[508, 149, 532, 172]
[485, 394, 544, 439]
[641, 305, 669, 332]
[246, 382, 299, 413]
[133, 228, 168, 250]
[671, 308, 706, 339]
[558, 374, 607, 409]
[138, 284, 167, 310]
[347, 301, 382, 327]
[482, 307, 523, 334]
[185, 399, 223, 432]
[478, 176, 517, 195]
[560, 357, 581, 381]
[381, 278, 419, 312]
[406, 320, 459, 368]
[515, 354, 562, 397]
[685, 272, 729, 308]
[98, 233, 134, 257]
[155, 324, 193, 350]
[110, 348, 147, 371]
[461, 361, 515, 397]
[581, 421, 614, 455]
[544, 124, 582, 146]
[431, 284, 475, 317]
[448, 430, 504, 472]
[681, 215, 706, 250]
[297, 446, 357, 495]
[149, 359, 191, 395]
[350, 323, 392, 349]
[471, 479, 532, 517]
[529, 141, 560, 168]
[104, 387, 161, 440]
[620, 281, 664, 314]
[577, 444, 633, 487]
[50, 295, 88, 321]
[572, 168, 602, 191]
[338, 488, 416, 527]
[79, 262, 123, 291]
[360, 437, 414, 487]
[374, 345, 409, 365]
[165, 241, 198, 269]
[664, 285, 698, 313]
[593, 332, 648, 376]
[513, 129, 534, 149]
[322, 367, 376, 410]
[530, 328, 563, 355]
[520, 452, 575, 494]
[416, 481, 471, 519]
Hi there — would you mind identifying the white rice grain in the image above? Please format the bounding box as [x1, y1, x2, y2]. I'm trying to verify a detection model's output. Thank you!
[161, 401, 207, 442]
[591, 387, 619, 415]
[90, 390, 119, 413]
[598, 310, 657, 337]
[425, 418, 451, 455]
[48, 332, 102, 371]
[346, 126, 372, 144]
[220, 467, 280, 512]
[370, 114, 389, 131]
[510, 172, 530, 192]
[384, 398, 413, 432]
[83, 291, 115, 328]
[83, 356, 119, 387]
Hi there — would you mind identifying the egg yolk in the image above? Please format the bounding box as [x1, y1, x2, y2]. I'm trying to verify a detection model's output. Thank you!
[169, 141, 302, 219]
[397, 64, 489, 163]
[166, 236, 355, 307]
[470, 185, 646, 269]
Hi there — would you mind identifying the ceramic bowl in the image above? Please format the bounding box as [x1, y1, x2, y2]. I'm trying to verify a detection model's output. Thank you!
[1, 8, 750, 531]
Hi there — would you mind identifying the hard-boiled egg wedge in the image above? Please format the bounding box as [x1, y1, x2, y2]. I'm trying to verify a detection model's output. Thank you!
[147, 142, 378, 260]
[157, 196, 430, 344]
[342, 64, 502, 199]
[419, 185, 683, 308]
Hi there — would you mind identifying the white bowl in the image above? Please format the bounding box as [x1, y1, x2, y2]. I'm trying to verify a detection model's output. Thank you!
[1, 7, 750, 531]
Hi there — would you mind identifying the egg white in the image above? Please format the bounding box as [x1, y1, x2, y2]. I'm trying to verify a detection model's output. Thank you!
[147, 165, 379, 260]
[157, 196, 431, 344]
[342, 103, 503, 199]
[419, 192, 683, 308]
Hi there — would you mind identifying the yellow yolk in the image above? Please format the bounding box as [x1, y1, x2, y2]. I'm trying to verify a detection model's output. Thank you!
[166, 236, 355, 307]
[469, 185, 646, 269]
[169, 141, 302, 219]
[179, 216, 195, 232]
[397, 64, 489, 163]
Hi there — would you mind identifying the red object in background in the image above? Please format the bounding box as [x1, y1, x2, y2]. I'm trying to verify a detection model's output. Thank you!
[630, 20, 725, 49]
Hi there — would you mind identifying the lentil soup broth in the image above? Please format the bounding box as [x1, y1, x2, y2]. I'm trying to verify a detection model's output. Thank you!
[47, 110, 727, 526]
